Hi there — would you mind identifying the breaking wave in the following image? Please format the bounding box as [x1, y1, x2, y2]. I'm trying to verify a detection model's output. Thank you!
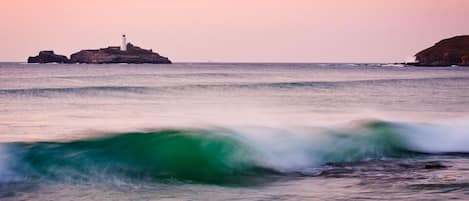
[0, 120, 468, 185]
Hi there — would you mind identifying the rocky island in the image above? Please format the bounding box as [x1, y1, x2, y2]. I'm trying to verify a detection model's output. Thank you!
[414, 35, 469, 66]
[28, 35, 171, 64]
[28, 51, 69, 63]
[70, 43, 171, 64]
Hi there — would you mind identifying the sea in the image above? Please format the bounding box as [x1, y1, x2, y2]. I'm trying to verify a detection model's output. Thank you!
[1, 62, 469, 200]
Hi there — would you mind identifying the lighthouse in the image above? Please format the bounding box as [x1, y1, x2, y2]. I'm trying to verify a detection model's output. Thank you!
[121, 34, 127, 51]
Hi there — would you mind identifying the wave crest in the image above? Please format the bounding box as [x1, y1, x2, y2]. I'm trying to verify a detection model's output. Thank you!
[2, 120, 468, 184]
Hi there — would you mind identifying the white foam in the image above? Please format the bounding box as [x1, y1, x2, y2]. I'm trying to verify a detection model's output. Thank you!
[227, 127, 353, 171]
[398, 121, 469, 153]
[226, 119, 469, 172]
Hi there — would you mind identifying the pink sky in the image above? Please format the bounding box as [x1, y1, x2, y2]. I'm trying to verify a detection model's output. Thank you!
[1, 0, 468, 62]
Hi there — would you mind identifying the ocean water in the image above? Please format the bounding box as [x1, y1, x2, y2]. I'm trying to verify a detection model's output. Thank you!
[1, 62, 469, 200]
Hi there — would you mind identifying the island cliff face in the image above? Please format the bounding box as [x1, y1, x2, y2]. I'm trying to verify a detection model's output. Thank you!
[70, 43, 171, 64]
[28, 51, 69, 63]
[28, 43, 171, 64]
[415, 35, 469, 66]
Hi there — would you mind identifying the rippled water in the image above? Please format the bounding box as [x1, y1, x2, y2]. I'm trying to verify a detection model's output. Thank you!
[1, 63, 469, 200]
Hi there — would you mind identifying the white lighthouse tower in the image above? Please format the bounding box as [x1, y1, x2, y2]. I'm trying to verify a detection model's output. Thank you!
[121, 34, 127, 51]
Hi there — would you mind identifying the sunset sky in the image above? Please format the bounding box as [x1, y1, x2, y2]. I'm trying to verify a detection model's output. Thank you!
[1, 0, 468, 63]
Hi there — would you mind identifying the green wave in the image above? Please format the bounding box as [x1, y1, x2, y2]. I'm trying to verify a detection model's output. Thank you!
[11, 130, 271, 185]
[3, 120, 462, 185]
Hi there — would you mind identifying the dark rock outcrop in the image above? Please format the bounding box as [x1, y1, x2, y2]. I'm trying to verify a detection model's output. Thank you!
[70, 43, 171, 64]
[415, 35, 469, 66]
[28, 51, 70, 63]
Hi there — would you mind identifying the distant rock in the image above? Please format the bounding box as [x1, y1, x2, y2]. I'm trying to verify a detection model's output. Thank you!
[28, 51, 69, 63]
[415, 35, 469, 66]
[70, 43, 172, 64]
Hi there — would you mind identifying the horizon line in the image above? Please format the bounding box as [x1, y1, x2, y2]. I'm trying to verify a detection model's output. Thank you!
[0, 61, 406, 64]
